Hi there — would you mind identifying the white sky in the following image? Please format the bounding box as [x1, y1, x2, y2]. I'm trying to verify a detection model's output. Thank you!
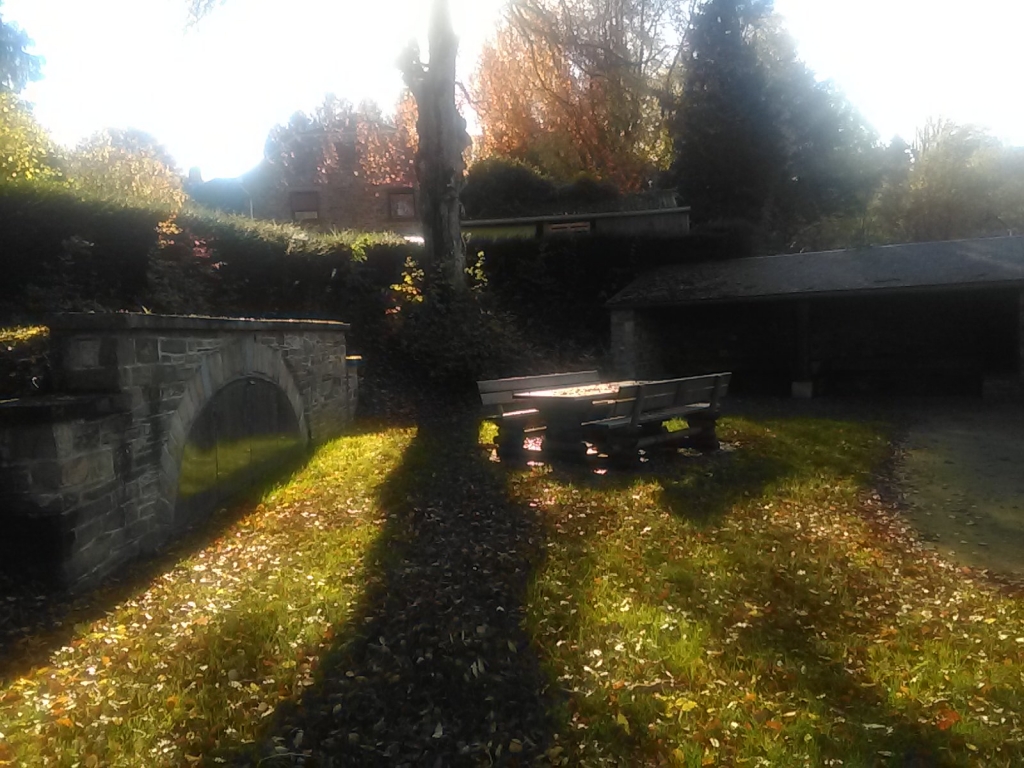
[5, 0, 1024, 180]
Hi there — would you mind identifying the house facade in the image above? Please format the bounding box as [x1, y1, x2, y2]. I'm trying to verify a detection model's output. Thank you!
[247, 171, 420, 237]
[190, 108, 421, 237]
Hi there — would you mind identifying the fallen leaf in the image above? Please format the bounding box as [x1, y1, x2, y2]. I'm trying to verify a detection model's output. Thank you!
[616, 713, 631, 735]
[936, 708, 961, 731]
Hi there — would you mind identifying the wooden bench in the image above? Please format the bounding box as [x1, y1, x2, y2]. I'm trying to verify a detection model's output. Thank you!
[584, 373, 731, 461]
[477, 370, 601, 460]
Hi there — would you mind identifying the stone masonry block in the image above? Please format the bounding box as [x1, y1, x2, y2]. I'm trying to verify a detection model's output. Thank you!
[61, 450, 115, 488]
[160, 338, 188, 356]
[13, 423, 58, 459]
[207, 353, 225, 391]
[65, 338, 102, 370]
[159, 353, 186, 367]
[136, 337, 159, 364]
[70, 422, 102, 454]
[115, 336, 136, 368]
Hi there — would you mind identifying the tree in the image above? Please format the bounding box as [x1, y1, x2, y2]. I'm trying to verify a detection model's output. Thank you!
[790, 122, 1024, 250]
[898, 119, 1011, 242]
[67, 128, 186, 210]
[666, 0, 883, 251]
[472, 0, 681, 189]
[0, 1, 42, 94]
[667, 0, 782, 227]
[0, 1, 58, 183]
[260, 93, 417, 189]
[753, 15, 881, 248]
[399, 0, 471, 291]
[0, 91, 62, 182]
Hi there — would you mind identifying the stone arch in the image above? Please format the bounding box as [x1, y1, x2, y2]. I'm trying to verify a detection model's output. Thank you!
[159, 338, 309, 525]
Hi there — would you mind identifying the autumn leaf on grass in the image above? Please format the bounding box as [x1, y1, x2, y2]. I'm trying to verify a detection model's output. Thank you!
[936, 708, 961, 731]
[616, 713, 631, 735]
[677, 699, 698, 713]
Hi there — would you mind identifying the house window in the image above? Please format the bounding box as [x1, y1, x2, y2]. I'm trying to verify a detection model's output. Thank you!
[388, 190, 416, 220]
[334, 139, 357, 171]
[290, 191, 319, 222]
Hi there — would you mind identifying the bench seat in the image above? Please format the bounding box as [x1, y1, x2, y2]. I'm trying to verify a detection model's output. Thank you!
[584, 402, 711, 430]
[583, 374, 730, 461]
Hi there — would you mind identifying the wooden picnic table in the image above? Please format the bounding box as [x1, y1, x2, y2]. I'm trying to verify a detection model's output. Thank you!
[514, 380, 641, 459]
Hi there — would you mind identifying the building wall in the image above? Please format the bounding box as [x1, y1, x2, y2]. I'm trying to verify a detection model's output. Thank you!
[250, 172, 421, 236]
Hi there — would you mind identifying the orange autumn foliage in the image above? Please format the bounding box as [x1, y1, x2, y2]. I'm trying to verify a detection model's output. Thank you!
[470, 1, 677, 191]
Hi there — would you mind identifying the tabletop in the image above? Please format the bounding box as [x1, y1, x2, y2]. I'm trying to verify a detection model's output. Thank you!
[514, 380, 641, 402]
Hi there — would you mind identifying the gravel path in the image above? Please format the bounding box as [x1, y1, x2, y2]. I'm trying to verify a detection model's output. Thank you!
[896, 400, 1024, 579]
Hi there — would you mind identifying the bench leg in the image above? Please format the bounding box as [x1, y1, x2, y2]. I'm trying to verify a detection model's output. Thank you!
[496, 423, 527, 462]
[600, 430, 639, 468]
[639, 422, 675, 455]
[687, 414, 720, 452]
[542, 413, 589, 463]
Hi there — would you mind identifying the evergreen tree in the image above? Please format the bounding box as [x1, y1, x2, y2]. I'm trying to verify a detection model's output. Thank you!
[667, 0, 781, 228]
[0, 1, 41, 94]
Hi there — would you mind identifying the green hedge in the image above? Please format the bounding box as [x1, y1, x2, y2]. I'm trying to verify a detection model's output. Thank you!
[0, 181, 416, 328]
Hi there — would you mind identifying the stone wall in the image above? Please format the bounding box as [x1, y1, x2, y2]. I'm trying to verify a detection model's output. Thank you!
[0, 314, 359, 590]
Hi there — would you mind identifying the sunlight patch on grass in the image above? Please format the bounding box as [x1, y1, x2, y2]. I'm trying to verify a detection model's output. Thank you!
[0, 426, 414, 767]
[512, 416, 1024, 767]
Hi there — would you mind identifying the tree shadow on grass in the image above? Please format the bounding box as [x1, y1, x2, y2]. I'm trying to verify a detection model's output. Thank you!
[532, 439, 791, 531]
[235, 408, 556, 766]
[0, 449, 312, 684]
[678, 559, 978, 767]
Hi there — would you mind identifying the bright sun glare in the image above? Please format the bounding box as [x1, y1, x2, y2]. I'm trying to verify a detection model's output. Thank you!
[4, 0, 1024, 180]
[7, 0, 506, 179]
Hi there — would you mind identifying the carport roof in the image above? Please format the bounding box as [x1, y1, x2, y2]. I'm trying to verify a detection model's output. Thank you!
[608, 236, 1024, 308]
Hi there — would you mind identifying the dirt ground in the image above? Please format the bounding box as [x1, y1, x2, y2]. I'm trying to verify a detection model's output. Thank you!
[895, 399, 1024, 578]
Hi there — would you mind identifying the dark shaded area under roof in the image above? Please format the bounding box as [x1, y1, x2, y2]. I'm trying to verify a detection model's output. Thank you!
[608, 236, 1024, 308]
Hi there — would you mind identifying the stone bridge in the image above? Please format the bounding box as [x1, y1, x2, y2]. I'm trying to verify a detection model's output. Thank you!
[0, 313, 360, 590]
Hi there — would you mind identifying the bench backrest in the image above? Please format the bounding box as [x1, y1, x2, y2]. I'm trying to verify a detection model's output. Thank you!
[477, 370, 601, 417]
[630, 373, 731, 427]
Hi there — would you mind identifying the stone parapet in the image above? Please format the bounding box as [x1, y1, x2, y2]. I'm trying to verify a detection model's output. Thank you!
[1, 313, 357, 590]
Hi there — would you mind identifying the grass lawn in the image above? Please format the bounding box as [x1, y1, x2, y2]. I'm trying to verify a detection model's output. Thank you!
[1, 410, 1023, 767]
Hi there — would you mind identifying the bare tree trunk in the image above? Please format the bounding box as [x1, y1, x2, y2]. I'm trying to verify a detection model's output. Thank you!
[400, 0, 471, 292]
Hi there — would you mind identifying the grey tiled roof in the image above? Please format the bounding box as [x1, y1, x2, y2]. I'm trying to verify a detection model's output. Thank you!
[608, 236, 1024, 308]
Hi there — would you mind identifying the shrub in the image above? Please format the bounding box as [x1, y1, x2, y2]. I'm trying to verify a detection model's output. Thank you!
[66, 128, 186, 211]
[463, 158, 626, 219]
[462, 158, 556, 219]
[0, 94, 64, 183]
[0, 181, 417, 338]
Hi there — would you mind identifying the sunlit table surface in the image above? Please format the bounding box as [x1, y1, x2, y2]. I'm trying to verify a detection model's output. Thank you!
[513, 380, 642, 401]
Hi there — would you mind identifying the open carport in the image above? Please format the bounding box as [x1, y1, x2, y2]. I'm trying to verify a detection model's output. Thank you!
[608, 236, 1024, 397]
